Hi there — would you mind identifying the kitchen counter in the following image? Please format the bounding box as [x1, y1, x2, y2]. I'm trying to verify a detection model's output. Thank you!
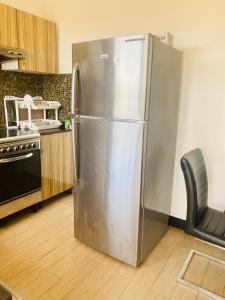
[38, 128, 71, 136]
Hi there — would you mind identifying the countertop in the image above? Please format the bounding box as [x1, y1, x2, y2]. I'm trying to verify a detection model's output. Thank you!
[38, 128, 71, 136]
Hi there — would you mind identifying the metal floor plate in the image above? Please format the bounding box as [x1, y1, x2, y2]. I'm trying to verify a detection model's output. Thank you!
[177, 249, 225, 300]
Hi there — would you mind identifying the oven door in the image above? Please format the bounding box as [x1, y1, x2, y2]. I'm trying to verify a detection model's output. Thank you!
[0, 149, 41, 204]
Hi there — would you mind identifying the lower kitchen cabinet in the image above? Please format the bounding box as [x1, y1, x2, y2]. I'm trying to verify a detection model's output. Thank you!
[41, 131, 74, 200]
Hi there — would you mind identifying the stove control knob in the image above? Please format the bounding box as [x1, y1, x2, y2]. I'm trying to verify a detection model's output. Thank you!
[26, 144, 31, 149]
[14, 146, 19, 151]
[0, 148, 6, 154]
[7, 147, 12, 153]
[31, 143, 36, 148]
[20, 145, 25, 150]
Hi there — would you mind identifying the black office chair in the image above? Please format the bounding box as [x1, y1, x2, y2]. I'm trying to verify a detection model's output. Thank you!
[180, 148, 225, 248]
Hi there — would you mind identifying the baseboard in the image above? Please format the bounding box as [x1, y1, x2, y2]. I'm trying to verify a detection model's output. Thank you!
[169, 215, 185, 230]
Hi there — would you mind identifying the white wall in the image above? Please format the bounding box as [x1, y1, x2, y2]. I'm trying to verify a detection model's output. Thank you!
[43, 0, 225, 219]
[1, 0, 46, 17]
[2, 0, 225, 219]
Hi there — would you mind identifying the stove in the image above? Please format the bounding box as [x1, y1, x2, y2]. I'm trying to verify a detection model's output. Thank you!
[0, 128, 40, 144]
[0, 128, 41, 205]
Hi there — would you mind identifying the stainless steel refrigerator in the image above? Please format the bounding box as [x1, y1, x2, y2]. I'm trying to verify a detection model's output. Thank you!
[71, 33, 182, 266]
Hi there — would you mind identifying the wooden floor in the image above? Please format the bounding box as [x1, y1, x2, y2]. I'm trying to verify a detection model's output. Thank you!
[0, 194, 224, 300]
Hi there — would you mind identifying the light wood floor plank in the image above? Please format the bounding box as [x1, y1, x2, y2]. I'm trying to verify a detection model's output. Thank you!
[14, 269, 58, 300]
[183, 253, 210, 287]
[201, 259, 225, 296]
[76, 256, 120, 298]
[151, 247, 190, 299]
[144, 289, 169, 300]
[63, 288, 90, 300]
[196, 293, 214, 300]
[170, 284, 197, 300]
[39, 259, 99, 299]
[119, 263, 164, 300]
[92, 273, 130, 300]
[0, 193, 223, 300]
[212, 247, 225, 261]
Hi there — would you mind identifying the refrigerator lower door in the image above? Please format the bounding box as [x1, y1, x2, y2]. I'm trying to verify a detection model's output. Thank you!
[74, 116, 145, 266]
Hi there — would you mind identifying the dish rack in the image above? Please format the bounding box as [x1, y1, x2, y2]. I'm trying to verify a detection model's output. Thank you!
[4, 96, 62, 131]
[19, 119, 62, 131]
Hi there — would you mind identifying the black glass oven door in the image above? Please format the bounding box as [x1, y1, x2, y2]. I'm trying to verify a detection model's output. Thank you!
[0, 149, 41, 204]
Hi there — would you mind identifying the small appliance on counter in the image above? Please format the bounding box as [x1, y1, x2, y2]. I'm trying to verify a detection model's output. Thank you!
[4, 95, 62, 131]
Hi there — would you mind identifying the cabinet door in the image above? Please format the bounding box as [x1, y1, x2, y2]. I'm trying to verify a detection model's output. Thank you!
[17, 10, 57, 73]
[17, 10, 36, 71]
[0, 3, 18, 48]
[46, 20, 57, 74]
[35, 17, 48, 73]
[41, 132, 74, 200]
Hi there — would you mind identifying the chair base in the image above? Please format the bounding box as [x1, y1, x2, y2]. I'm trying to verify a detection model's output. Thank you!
[185, 226, 225, 249]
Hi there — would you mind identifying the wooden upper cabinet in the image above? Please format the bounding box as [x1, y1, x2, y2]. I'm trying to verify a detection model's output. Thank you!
[17, 11, 36, 71]
[46, 21, 57, 74]
[0, 3, 18, 48]
[17, 10, 57, 74]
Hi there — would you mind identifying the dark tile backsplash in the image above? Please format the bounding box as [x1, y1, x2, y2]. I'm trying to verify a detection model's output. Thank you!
[0, 70, 72, 127]
[42, 74, 72, 120]
[0, 70, 43, 127]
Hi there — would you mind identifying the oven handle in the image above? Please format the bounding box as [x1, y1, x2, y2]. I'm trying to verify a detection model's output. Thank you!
[0, 152, 33, 164]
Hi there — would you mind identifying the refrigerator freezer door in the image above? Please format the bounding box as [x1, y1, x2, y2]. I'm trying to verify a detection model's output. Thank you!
[72, 34, 151, 121]
[74, 116, 145, 266]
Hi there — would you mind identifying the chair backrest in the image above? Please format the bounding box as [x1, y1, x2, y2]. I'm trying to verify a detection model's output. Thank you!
[180, 148, 208, 229]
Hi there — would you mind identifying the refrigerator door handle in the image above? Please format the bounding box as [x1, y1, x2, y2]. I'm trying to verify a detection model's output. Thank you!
[71, 63, 77, 115]
[72, 117, 80, 181]
[71, 62, 82, 115]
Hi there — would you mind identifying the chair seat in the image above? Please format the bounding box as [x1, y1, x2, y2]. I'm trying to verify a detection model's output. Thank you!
[192, 207, 225, 248]
[198, 208, 225, 237]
